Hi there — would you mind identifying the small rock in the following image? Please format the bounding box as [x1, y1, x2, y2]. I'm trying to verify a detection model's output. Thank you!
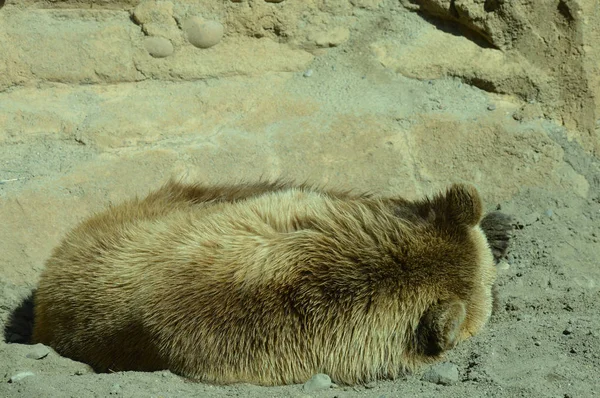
[466, 370, 481, 381]
[9, 371, 35, 383]
[144, 37, 174, 58]
[26, 343, 50, 360]
[109, 383, 122, 395]
[303, 69, 313, 77]
[303, 373, 332, 392]
[563, 327, 573, 335]
[184, 18, 224, 49]
[365, 381, 377, 389]
[544, 209, 554, 218]
[497, 260, 510, 271]
[534, 341, 541, 346]
[422, 362, 459, 386]
[265, 0, 285, 3]
[487, 104, 496, 111]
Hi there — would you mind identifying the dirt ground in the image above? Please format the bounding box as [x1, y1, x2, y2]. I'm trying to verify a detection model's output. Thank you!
[1, 0, 599, 397]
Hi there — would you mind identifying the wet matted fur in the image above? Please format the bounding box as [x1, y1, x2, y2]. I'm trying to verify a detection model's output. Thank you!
[32, 180, 511, 386]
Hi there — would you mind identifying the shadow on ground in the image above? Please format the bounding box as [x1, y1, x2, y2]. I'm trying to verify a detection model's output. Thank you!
[4, 291, 35, 344]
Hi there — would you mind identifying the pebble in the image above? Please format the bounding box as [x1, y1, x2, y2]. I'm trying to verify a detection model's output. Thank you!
[545, 209, 554, 218]
[487, 104, 496, 111]
[9, 371, 35, 383]
[109, 383, 122, 395]
[422, 362, 459, 385]
[303, 373, 332, 392]
[303, 69, 313, 77]
[26, 343, 50, 360]
[144, 36, 174, 58]
[466, 370, 482, 381]
[265, 0, 285, 3]
[512, 110, 523, 121]
[184, 18, 224, 49]
[497, 260, 510, 270]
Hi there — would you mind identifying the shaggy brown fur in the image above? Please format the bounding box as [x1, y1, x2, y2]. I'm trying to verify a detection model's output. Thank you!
[32, 180, 510, 386]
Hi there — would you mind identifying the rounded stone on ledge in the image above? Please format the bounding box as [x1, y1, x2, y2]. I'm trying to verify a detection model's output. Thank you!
[144, 36, 174, 58]
[183, 18, 224, 49]
[422, 362, 459, 385]
[9, 371, 35, 383]
[26, 343, 50, 360]
[303, 373, 332, 392]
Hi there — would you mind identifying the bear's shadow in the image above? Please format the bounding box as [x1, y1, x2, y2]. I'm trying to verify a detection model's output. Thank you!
[3, 290, 35, 344]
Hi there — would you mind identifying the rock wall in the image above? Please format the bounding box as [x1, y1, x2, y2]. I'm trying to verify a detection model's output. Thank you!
[402, 0, 600, 154]
[0, 0, 598, 288]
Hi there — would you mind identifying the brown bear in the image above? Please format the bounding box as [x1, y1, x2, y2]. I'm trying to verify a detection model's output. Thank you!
[32, 179, 511, 386]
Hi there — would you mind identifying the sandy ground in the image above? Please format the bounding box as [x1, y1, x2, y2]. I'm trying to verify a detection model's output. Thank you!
[1, 0, 599, 397]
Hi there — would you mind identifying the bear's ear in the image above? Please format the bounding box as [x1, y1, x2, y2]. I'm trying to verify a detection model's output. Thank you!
[431, 183, 483, 227]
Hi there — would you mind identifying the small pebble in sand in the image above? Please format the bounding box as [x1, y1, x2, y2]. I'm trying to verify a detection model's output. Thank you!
[422, 362, 459, 385]
[184, 18, 224, 49]
[303, 373, 332, 392]
[466, 370, 482, 381]
[265, 0, 285, 3]
[544, 209, 554, 218]
[487, 104, 496, 111]
[144, 36, 174, 58]
[109, 383, 122, 395]
[9, 371, 35, 383]
[303, 69, 313, 77]
[26, 343, 50, 360]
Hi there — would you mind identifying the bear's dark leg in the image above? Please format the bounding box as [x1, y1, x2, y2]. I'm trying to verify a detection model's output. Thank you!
[414, 300, 467, 357]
